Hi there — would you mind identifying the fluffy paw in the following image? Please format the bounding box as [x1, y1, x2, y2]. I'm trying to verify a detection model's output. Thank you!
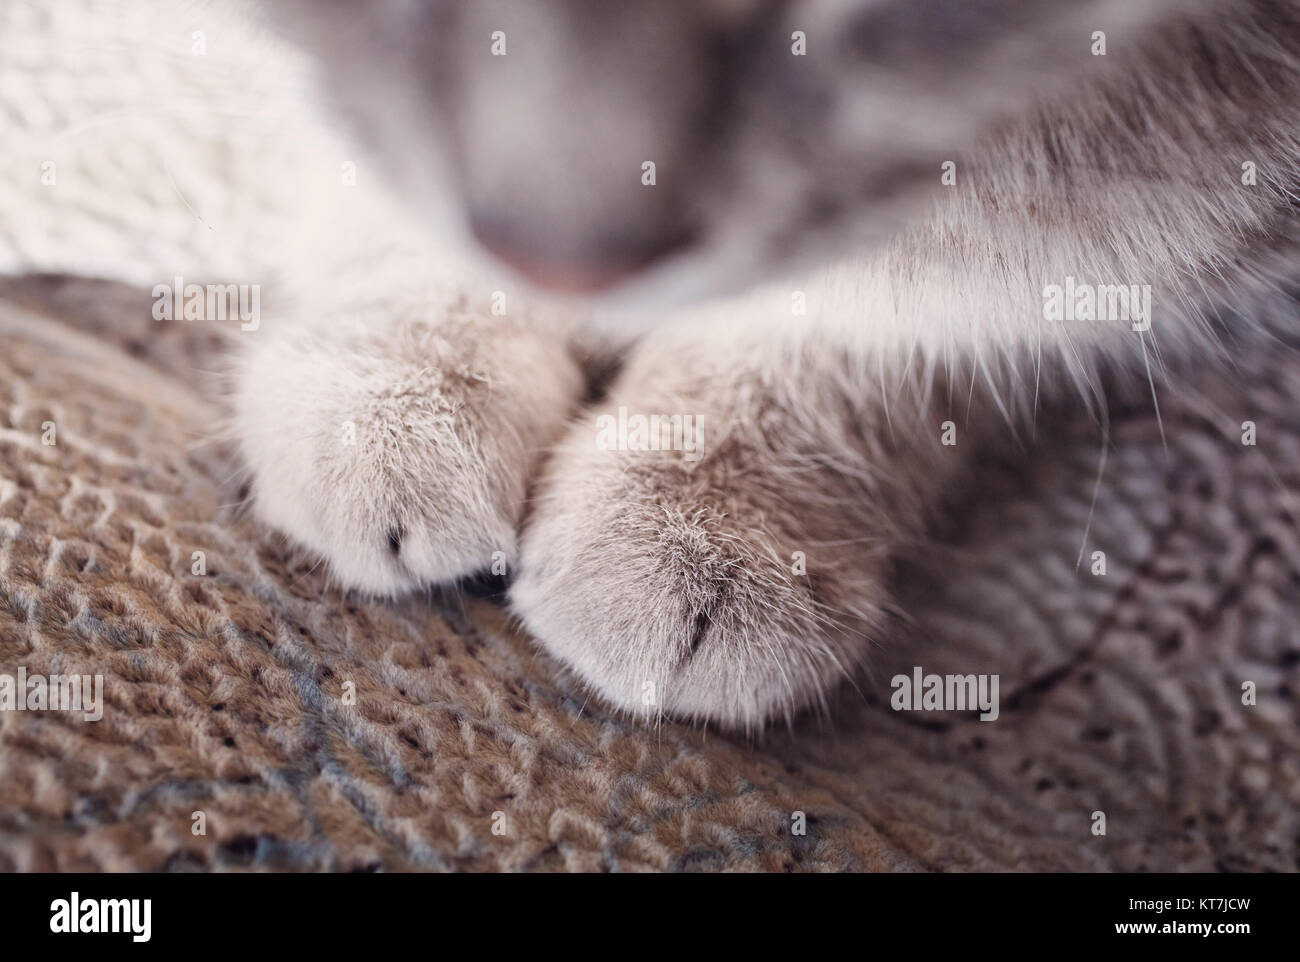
[511, 331, 950, 729]
[234, 307, 582, 595]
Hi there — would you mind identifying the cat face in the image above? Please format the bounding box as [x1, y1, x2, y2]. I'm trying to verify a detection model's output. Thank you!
[284, 0, 1204, 304]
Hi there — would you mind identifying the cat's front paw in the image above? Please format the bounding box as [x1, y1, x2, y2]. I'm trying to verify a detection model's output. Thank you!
[234, 311, 582, 595]
[511, 336, 943, 729]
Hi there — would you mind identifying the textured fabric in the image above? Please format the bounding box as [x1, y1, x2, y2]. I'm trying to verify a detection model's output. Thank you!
[0, 277, 1297, 872]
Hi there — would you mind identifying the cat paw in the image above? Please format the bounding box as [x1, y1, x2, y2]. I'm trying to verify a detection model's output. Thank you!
[511, 334, 941, 729]
[233, 309, 582, 595]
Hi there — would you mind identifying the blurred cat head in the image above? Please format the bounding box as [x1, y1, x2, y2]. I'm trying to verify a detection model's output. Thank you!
[280, 0, 1211, 305]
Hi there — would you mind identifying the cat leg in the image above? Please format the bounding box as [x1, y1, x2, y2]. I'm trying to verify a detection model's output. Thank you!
[230, 255, 584, 596]
[511, 311, 974, 730]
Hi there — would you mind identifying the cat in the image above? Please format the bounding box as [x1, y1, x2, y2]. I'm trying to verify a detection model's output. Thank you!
[6, 0, 1299, 731]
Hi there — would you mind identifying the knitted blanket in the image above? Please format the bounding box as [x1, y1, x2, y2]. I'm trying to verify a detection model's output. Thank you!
[1, 274, 1296, 871]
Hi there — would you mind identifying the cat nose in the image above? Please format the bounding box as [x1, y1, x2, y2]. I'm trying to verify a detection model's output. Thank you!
[468, 212, 688, 293]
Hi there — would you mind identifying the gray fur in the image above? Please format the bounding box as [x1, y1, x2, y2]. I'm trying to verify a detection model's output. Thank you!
[236, 0, 1300, 728]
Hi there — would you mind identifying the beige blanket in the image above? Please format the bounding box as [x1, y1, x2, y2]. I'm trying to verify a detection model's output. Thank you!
[1, 275, 1296, 871]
